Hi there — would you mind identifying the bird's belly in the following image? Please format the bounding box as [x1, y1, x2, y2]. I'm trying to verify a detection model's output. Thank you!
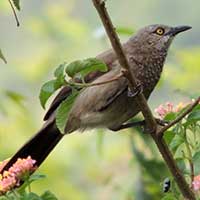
[80, 93, 140, 130]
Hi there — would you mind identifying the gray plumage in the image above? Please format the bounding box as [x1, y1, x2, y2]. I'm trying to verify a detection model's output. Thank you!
[65, 24, 185, 132]
[1, 24, 191, 172]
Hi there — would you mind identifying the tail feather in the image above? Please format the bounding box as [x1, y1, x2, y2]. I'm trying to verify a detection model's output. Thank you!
[1, 121, 63, 172]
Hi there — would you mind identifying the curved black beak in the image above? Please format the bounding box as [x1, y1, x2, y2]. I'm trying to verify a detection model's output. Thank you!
[165, 25, 192, 36]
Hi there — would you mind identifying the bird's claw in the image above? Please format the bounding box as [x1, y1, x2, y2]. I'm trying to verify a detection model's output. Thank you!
[156, 118, 170, 126]
[127, 83, 143, 97]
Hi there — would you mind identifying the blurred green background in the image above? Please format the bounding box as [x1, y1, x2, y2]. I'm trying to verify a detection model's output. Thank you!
[0, 0, 199, 199]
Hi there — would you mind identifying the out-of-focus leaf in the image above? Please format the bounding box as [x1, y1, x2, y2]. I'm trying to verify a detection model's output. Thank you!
[161, 193, 176, 200]
[65, 58, 108, 78]
[12, 0, 20, 10]
[40, 190, 58, 200]
[116, 27, 135, 36]
[4, 90, 25, 105]
[18, 174, 46, 194]
[56, 91, 79, 133]
[21, 192, 42, 200]
[183, 107, 200, 127]
[0, 49, 7, 63]
[193, 151, 200, 175]
[130, 139, 168, 180]
[187, 109, 200, 121]
[29, 174, 46, 182]
[39, 80, 63, 109]
[175, 158, 186, 173]
[164, 131, 175, 145]
[169, 134, 184, 153]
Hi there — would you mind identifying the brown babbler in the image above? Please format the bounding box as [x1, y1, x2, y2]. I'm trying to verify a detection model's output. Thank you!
[1, 24, 191, 172]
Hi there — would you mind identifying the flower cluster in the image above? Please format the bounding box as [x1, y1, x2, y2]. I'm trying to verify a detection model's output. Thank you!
[155, 102, 187, 119]
[192, 175, 200, 191]
[0, 156, 36, 195]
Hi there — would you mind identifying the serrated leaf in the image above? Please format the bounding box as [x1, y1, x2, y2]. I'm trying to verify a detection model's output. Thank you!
[56, 91, 79, 133]
[39, 80, 63, 109]
[65, 58, 108, 78]
[40, 191, 58, 200]
[193, 151, 200, 175]
[12, 0, 20, 10]
[0, 49, 7, 63]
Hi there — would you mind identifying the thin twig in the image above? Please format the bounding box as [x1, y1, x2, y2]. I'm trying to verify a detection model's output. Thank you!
[92, 0, 196, 199]
[7, 0, 20, 27]
[158, 96, 200, 137]
[69, 72, 124, 88]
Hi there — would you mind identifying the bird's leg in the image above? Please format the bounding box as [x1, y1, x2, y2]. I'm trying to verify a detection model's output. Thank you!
[155, 118, 170, 126]
[110, 118, 169, 132]
[110, 120, 146, 131]
[127, 82, 143, 98]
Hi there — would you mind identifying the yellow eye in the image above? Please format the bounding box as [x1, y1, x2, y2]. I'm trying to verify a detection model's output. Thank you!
[155, 28, 165, 35]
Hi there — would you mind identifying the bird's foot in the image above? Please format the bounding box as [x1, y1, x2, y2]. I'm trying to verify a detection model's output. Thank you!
[155, 118, 170, 126]
[127, 82, 143, 98]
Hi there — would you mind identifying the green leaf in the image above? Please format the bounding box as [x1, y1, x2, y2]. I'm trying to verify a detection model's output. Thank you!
[4, 90, 25, 106]
[40, 191, 58, 200]
[130, 141, 168, 180]
[183, 108, 200, 127]
[17, 174, 46, 194]
[39, 80, 63, 109]
[12, 0, 20, 10]
[54, 62, 66, 80]
[164, 112, 177, 121]
[193, 151, 200, 175]
[0, 49, 7, 63]
[22, 193, 42, 200]
[29, 174, 46, 182]
[65, 58, 108, 78]
[187, 109, 200, 121]
[161, 193, 176, 200]
[56, 91, 79, 133]
[169, 134, 184, 153]
[176, 158, 186, 173]
[164, 131, 175, 145]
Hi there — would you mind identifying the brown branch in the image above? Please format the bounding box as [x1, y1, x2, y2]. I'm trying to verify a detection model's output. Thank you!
[92, 0, 196, 199]
[92, 0, 157, 133]
[158, 96, 200, 137]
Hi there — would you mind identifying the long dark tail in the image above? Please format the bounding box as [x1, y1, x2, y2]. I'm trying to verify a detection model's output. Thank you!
[1, 121, 63, 173]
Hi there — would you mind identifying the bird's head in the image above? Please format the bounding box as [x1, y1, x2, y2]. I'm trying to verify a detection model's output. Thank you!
[132, 24, 192, 53]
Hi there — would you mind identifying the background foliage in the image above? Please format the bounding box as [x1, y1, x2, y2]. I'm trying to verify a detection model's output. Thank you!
[0, 0, 200, 199]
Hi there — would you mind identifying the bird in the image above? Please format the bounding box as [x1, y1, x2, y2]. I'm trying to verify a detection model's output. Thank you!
[0, 24, 191, 173]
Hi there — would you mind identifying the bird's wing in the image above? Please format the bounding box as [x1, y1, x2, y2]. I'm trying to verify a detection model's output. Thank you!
[69, 67, 128, 114]
[43, 49, 117, 120]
